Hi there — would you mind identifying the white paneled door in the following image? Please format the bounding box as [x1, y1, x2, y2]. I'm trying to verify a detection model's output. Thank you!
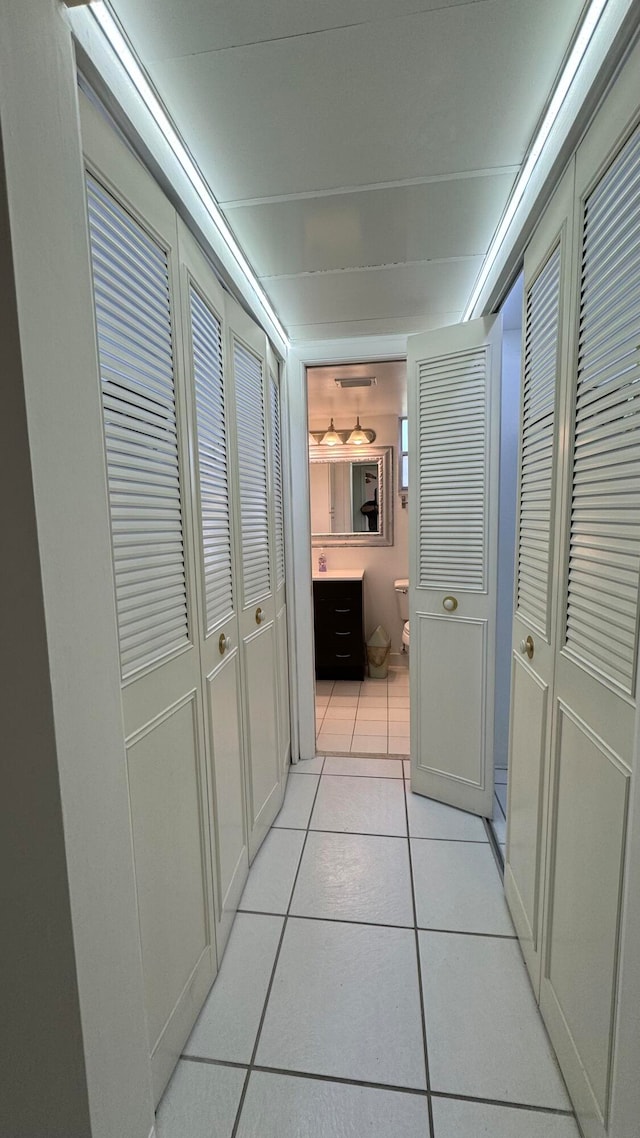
[408, 318, 501, 815]
[84, 97, 217, 1102]
[504, 166, 573, 991]
[178, 222, 249, 959]
[227, 296, 284, 859]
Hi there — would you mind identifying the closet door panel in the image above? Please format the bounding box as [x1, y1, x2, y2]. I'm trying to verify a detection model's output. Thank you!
[227, 296, 283, 858]
[268, 356, 291, 779]
[540, 101, 640, 1138]
[505, 167, 573, 991]
[81, 93, 216, 1103]
[178, 221, 249, 958]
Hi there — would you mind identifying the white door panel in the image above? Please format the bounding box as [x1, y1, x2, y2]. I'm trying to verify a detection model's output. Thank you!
[408, 317, 501, 815]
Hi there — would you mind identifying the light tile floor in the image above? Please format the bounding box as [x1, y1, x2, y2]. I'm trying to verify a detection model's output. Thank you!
[156, 756, 580, 1138]
[316, 667, 410, 755]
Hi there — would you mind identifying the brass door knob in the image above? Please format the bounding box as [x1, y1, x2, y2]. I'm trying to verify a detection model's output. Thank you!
[520, 635, 534, 660]
[442, 595, 458, 612]
[219, 633, 231, 655]
[255, 606, 264, 625]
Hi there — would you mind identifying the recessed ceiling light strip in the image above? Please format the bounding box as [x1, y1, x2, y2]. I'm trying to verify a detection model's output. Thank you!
[463, 0, 612, 321]
[75, 0, 290, 347]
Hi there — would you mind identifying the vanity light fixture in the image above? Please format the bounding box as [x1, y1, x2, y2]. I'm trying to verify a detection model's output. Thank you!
[321, 419, 343, 447]
[347, 417, 370, 446]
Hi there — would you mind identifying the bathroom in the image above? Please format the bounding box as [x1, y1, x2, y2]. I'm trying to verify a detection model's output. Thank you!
[307, 361, 410, 757]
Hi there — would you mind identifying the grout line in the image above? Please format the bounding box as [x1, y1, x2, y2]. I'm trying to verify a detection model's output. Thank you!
[229, 769, 324, 1137]
[235, 908, 518, 938]
[402, 775, 436, 1138]
[275, 823, 488, 844]
[175, 1054, 576, 1116]
[484, 815, 505, 877]
[495, 788, 507, 822]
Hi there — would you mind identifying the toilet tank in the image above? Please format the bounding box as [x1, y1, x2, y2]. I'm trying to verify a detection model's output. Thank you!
[394, 578, 409, 622]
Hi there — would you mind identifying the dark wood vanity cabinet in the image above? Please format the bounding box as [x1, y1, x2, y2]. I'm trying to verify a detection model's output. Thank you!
[313, 577, 365, 680]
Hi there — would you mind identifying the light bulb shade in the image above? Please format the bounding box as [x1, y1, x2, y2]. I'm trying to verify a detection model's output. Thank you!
[347, 417, 369, 445]
[321, 418, 342, 446]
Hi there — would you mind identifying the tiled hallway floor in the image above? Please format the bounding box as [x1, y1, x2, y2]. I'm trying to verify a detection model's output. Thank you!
[156, 756, 580, 1138]
[315, 667, 410, 755]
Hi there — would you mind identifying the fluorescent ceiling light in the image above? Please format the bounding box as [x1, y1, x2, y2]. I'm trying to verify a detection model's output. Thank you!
[87, 1, 290, 348]
[462, 0, 608, 321]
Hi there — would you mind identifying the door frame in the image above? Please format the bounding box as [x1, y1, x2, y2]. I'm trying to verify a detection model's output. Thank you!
[284, 335, 408, 761]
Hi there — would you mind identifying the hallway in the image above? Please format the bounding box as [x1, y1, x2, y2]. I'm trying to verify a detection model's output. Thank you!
[156, 758, 580, 1137]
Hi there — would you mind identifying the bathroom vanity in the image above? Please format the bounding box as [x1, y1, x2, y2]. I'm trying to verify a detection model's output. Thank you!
[312, 569, 365, 680]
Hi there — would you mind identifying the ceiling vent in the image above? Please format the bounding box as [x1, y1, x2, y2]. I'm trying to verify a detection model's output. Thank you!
[334, 376, 377, 389]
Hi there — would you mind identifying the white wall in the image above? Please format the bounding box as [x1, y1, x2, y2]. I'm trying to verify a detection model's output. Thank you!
[494, 328, 522, 769]
[310, 413, 409, 655]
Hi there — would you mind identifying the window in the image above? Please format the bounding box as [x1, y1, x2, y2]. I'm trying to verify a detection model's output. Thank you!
[399, 416, 409, 491]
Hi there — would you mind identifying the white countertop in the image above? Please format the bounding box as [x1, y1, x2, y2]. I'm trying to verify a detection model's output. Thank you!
[312, 568, 365, 581]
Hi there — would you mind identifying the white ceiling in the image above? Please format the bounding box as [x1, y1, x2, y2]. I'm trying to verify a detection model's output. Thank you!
[307, 361, 408, 422]
[111, 0, 587, 343]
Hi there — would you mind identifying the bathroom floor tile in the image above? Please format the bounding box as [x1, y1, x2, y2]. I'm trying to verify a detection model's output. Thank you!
[495, 768, 508, 784]
[388, 736, 410, 755]
[291, 756, 325, 775]
[353, 718, 388, 736]
[431, 1097, 579, 1137]
[360, 679, 387, 692]
[354, 704, 387, 720]
[351, 735, 389, 754]
[275, 774, 319, 829]
[411, 839, 514, 935]
[311, 775, 406, 835]
[256, 918, 426, 1088]
[332, 682, 362, 695]
[239, 828, 306, 915]
[389, 696, 411, 708]
[324, 755, 402, 778]
[156, 1059, 245, 1138]
[496, 781, 508, 814]
[389, 707, 410, 721]
[315, 695, 330, 707]
[390, 719, 410, 736]
[492, 811, 507, 845]
[403, 759, 411, 778]
[420, 931, 570, 1108]
[236, 1071, 430, 1138]
[291, 831, 413, 925]
[322, 705, 357, 721]
[407, 791, 487, 842]
[317, 732, 354, 752]
[183, 913, 283, 1063]
[356, 695, 388, 707]
[315, 682, 334, 695]
[327, 695, 359, 708]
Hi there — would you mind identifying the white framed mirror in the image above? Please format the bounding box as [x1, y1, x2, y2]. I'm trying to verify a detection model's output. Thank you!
[309, 444, 393, 547]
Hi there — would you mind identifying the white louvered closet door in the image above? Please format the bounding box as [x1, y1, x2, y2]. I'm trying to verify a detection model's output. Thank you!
[504, 167, 572, 995]
[227, 295, 283, 859]
[539, 115, 640, 1138]
[268, 351, 291, 780]
[407, 317, 501, 815]
[177, 221, 249, 958]
[82, 96, 216, 1104]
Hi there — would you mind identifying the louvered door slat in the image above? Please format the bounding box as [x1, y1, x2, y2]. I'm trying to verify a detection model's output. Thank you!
[86, 175, 189, 678]
[417, 347, 487, 590]
[516, 243, 562, 637]
[565, 122, 640, 694]
[269, 375, 286, 590]
[189, 286, 233, 633]
[233, 338, 271, 605]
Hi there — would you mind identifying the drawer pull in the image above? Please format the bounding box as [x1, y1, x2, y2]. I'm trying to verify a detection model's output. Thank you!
[335, 608, 351, 613]
[335, 631, 351, 637]
[336, 653, 352, 658]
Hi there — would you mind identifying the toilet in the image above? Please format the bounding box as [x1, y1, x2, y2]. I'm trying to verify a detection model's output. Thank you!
[394, 578, 410, 650]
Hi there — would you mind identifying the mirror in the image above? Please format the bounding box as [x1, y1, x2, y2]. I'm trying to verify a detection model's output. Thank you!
[309, 445, 393, 547]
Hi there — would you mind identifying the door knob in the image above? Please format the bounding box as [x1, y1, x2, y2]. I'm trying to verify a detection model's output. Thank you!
[442, 595, 458, 612]
[219, 633, 231, 655]
[255, 606, 264, 625]
[520, 635, 534, 660]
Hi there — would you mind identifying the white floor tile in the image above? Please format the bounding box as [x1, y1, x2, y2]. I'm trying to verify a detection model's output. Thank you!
[361, 679, 387, 693]
[496, 781, 508, 813]
[388, 707, 410, 722]
[351, 735, 389, 754]
[431, 1096, 580, 1137]
[420, 932, 570, 1108]
[324, 755, 403, 779]
[315, 682, 334, 695]
[256, 918, 426, 1088]
[403, 759, 411, 778]
[389, 696, 411, 708]
[236, 1071, 429, 1138]
[311, 775, 406, 835]
[156, 1060, 245, 1138]
[291, 831, 413, 925]
[291, 756, 325, 775]
[275, 774, 319, 829]
[328, 696, 359, 707]
[322, 705, 357, 721]
[239, 828, 306, 914]
[315, 695, 330, 707]
[353, 718, 388, 736]
[390, 720, 410, 736]
[492, 812, 507, 845]
[389, 736, 410, 755]
[332, 681, 362, 695]
[317, 732, 354, 752]
[355, 704, 388, 720]
[411, 840, 514, 935]
[407, 792, 488, 842]
[495, 768, 508, 784]
[356, 695, 388, 707]
[184, 913, 283, 1063]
